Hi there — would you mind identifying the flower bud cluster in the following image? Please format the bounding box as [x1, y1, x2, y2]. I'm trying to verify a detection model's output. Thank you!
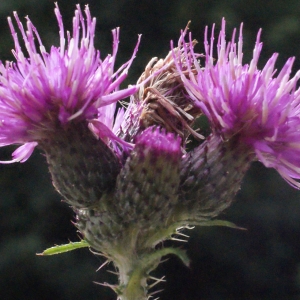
[1, 5, 300, 300]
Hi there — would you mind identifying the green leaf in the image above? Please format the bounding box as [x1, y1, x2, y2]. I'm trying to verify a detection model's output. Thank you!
[143, 247, 190, 268]
[37, 240, 90, 256]
[193, 219, 246, 230]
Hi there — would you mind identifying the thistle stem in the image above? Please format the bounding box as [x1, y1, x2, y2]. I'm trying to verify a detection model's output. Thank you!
[118, 266, 148, 300]
[114, 247, 189, 300]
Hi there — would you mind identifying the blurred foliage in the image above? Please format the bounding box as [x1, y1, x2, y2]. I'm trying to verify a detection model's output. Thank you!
[1, 0, 300, 299]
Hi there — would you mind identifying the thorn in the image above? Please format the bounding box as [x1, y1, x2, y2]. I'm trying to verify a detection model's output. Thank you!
[148, 276, 166, 289]
[107, 270, 119, 275]
[93, 281, 118, 292]
[93, 281, 107, 287]
[148, 275, 166, 282]
[159, 258, 170, 264]
[76, 233, 82, 240]
[174, 231, 190, 238]
[96, 260, 109, 272]
[147, 296, 160, 300]
[89, 248, 107, 258]
[171, 237, 188, 242]
[176, 226, 186, 231]
[148, 289, 164, 296]
[185, 225, 195, 230]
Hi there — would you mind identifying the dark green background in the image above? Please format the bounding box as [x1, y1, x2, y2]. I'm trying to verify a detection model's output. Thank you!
[1, 0, 300, 299]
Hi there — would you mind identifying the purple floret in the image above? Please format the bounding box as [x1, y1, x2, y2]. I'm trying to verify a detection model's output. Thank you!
[0, 4, 141, 163]
[174, 18, 300, 188]
[135, 126, 182, 161]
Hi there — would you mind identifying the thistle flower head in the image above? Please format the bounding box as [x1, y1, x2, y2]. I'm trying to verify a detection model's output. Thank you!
[174, 18, 300, 188]
[117, 30, 203, 146]
[135, 126, 182, 160]
[114, 126, 182, 228]
[0, 4, 140, 163]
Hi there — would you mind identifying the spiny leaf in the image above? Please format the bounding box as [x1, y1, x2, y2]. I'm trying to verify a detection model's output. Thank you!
[143, 247, 190, 268]
[37, 240, 89, 256]
[192, 219, 246, 230]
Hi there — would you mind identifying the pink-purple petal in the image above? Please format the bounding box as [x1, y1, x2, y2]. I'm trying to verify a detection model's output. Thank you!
[175, 19, 300, 188]
[0, 4, 142, 163]
[0, 142, 38, 164]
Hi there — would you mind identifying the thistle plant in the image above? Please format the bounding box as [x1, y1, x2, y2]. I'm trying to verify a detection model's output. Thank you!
[1, 4, 300, 300]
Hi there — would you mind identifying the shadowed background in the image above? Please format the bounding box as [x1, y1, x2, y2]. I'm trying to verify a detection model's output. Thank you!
[1, 0, 300, 299]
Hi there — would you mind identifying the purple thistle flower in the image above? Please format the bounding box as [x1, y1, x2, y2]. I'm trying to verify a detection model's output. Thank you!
[174, 18, 300, 188]
[134, 126, 182, 161]
[0, 3, 140, 163]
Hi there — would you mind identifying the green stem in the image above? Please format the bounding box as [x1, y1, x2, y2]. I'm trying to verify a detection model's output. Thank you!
[116, 247, 189, 300]
[119, 268, 148, 300]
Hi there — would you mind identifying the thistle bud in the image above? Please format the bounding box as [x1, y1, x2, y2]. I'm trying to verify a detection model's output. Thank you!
[76, 127, 182, 253]
[179, 134, 253, 220]
[115, 127, 182, 227]
[40, 122, 121, 208]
